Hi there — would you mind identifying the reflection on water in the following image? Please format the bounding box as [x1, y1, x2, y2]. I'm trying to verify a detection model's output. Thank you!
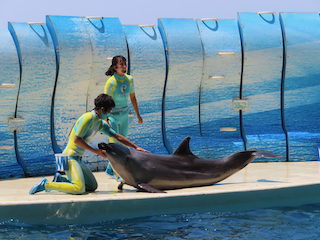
[1, 203, 320, 239]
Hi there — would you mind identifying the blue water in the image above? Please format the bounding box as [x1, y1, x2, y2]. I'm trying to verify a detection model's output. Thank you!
[1, 203, 320, 239]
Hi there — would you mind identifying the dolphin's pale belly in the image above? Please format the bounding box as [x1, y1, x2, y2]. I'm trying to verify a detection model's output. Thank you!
[147, 179, 218, 189]
[146, 168, 239, 190]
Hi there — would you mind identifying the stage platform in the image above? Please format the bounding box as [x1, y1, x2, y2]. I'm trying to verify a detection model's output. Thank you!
[1, 161, 320, 225]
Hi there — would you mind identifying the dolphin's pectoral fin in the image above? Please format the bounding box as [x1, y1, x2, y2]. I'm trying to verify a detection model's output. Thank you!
[118, 182, 124, 191]
[137, 183, 166, 193]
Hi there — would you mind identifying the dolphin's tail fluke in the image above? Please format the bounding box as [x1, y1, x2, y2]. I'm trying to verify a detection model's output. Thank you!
[252, 150, 283, 158]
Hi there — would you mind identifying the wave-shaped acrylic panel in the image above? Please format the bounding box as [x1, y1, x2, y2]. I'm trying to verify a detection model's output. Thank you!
[46, 16, 92, 153]
[8, 22, 56, 175]
[0, 29, 23, 178]
[124, 24, 168, 154]
[158, 18, 205, 157]
[82, 16, 128, 170]
[238, 12, 286, 161]
[280, 12, 320, 161]
[197, 18, 244, 159]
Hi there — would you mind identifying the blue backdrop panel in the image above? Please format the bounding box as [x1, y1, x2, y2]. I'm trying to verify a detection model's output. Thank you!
[280, 13, 320, 161]
[197, 18, 243, 159]
[124, 25, 168, 154]
[83, 17, 128, 111]
[158, 18, 205, 156]
[46, 16, 93, 153]
[238, 12, 286, 162]
[8, 22, 56, 175]
[82, 16, 128, 170]
[0, 29, 23, 178]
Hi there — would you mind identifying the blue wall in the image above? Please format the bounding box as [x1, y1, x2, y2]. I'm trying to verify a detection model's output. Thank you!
[197, 18, 243, 159]
[0, 12, 320, 178]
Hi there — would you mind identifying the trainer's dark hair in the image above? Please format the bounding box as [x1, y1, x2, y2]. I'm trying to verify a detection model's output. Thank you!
[105, 55, 127, 76]
[94, 94, 115, 110]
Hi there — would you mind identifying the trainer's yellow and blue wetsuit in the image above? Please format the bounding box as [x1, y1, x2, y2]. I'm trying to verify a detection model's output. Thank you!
[104, 73, 134, 177]
[45, 110, 116, 194]
[104, 73, 135, 139]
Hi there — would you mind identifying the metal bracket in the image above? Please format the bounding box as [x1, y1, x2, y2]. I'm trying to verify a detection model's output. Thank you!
[209, 76, 225, 80]
[220, 127, 237, 132]
[0, 83, 15, 88]
[0, 145, 14, 150]
[28, 22, 43, 26]
[218, 51, 235, 55]
[86, 16, 102, 20]
[200, 18, 218, 22]
[232, 98, 249, 111]
[8, 117, 25, 132]
[257, 12, 275, 15]
[139, 24, 155, 28]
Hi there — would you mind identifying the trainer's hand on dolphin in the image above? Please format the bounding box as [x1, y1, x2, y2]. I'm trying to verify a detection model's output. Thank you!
[74, 136, 109, 158]
[135, 147, 150, 153]
[112, 133, 150, 153]
[95, 149, 107, 158]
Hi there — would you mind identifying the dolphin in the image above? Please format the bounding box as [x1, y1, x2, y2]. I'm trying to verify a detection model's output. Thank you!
[98, 137, 281, 193]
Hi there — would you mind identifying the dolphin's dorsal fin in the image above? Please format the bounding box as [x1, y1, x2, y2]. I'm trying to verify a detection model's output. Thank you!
[173, 137, 195, 156]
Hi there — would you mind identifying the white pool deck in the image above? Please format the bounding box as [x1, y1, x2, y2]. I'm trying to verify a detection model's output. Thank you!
[1, 161, 320, 225]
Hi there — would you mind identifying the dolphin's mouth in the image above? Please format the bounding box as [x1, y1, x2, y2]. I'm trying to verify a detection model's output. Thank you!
[98, 142, 110, 151]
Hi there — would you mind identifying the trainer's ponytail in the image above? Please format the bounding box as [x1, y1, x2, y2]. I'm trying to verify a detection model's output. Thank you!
[105, 65, 115, 76]
[105, 55, 127, 76]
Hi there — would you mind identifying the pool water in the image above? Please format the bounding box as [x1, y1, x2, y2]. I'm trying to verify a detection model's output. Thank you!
[1, 203, 320, 239]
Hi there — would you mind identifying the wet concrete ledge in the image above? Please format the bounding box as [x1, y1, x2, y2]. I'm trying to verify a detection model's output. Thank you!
[0, 161, 320, 225]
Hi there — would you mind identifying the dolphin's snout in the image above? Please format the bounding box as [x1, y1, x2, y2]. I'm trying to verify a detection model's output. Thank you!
[252, 150, 283, 158]
[98, 142, 111, 152]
